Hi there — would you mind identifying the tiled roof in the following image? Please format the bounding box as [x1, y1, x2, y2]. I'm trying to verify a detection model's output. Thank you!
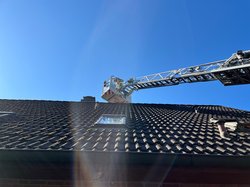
[0, 99, 249, 156]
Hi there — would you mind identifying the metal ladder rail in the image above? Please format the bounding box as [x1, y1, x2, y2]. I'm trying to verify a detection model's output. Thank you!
[123, 59, 250, 93]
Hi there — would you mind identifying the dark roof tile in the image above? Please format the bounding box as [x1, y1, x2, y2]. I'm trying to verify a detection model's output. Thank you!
[0, 99, 249, 156]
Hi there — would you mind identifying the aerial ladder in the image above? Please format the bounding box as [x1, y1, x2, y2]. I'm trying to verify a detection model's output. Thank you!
[102, 50, 250, 103]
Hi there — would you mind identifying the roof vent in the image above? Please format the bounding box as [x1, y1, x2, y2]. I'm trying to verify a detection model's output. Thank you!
[81, 96, 96, 103]
[210, 118, 250, 138]
[0, 111, 14, 117]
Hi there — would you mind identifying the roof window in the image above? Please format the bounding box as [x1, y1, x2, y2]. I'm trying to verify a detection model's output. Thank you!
[95, 114, 126, 125]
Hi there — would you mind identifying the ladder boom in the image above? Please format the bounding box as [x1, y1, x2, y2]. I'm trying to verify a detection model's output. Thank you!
[102, 50, 250, 103]
[125, 60, 225, 92]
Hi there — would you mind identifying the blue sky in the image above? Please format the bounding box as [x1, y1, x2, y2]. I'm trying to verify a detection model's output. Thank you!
[0, 0, 250, 110]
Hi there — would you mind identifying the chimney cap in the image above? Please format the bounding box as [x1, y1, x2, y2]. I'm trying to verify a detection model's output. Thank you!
[81, 96, 96, 103]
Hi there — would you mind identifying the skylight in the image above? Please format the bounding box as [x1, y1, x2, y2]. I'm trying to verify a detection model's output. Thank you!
[95, 114, 126, 125]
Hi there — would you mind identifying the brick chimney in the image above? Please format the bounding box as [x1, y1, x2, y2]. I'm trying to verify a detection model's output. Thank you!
[81, 96, 96, 103]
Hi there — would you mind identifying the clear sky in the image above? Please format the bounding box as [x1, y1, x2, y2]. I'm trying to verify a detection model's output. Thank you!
[0, 0, 250, 111]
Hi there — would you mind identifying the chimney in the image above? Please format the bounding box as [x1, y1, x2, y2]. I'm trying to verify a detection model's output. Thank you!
[81, 96, 96, 103]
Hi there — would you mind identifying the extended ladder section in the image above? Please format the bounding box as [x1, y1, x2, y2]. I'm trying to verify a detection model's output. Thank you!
[102, 50, 250, 103]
